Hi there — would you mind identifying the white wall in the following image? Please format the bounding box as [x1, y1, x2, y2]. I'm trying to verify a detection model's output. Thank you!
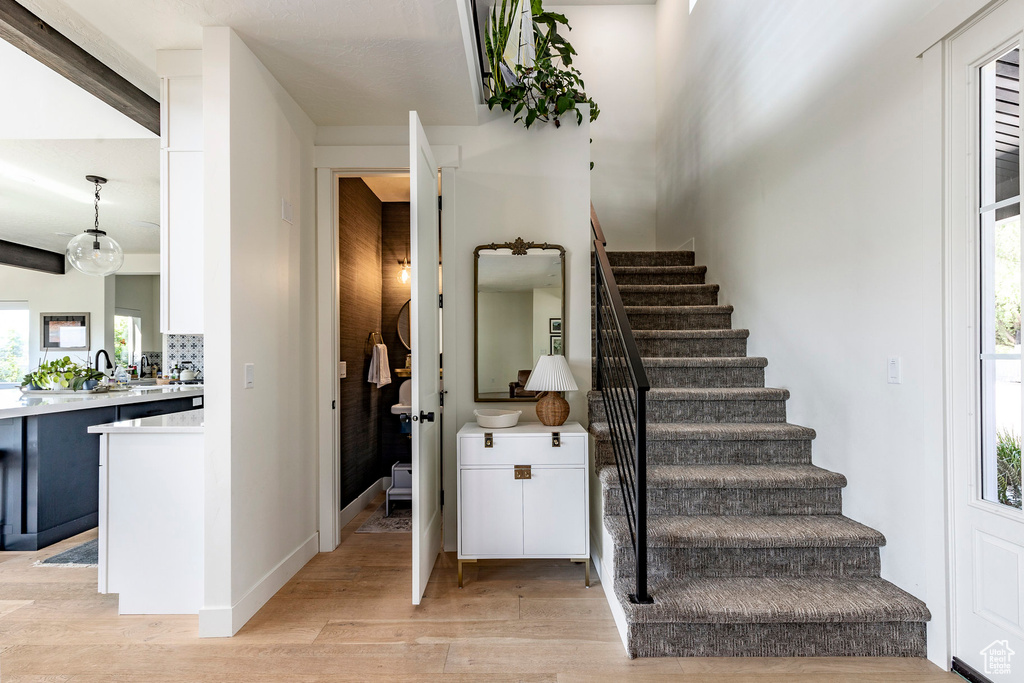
[549, 4, 656, 250]
[478, 291, 533, 395]
[654, 0, 993, 665]
[0, 265, 113, 370]
[201, 27, 318, 636]
[318, 108, 592, 554]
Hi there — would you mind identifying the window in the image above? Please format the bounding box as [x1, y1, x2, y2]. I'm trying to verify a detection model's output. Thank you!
[0, 302, 29, 387]
[979, 47, 1022, 509]
[114, 312, 142, 369]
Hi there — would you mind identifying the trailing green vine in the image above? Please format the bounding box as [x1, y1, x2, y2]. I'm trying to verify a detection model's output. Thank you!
[485, 0, 600, 130]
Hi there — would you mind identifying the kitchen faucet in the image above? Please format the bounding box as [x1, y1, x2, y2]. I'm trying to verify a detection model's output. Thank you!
[140, 355, 150, 378]
[94, 349, 113, 373]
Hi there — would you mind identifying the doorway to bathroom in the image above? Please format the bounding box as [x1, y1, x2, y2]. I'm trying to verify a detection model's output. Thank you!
[335, 174, 415, 530]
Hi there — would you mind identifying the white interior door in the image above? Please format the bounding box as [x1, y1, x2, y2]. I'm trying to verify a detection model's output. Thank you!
[410, 111, 442, 605]
[949, 4, 1024, 676]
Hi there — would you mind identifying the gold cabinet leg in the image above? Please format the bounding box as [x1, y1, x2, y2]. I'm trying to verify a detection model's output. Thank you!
[458, 559, 475, 588]
[571, 559, 591, 588]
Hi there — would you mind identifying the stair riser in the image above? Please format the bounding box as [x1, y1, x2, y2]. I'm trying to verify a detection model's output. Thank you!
[635, 337, 747, 357]
[604, 271, 706, 286]
[595, 440, 813, 466]
[613, 290, 719, 306]
[590, 397, 787, 423]
[626, 622, 927, 658]
[646, 366, 765, 388]
[603, 485, 843, 516]
[626, 311, 732, 330]
[607, 252, 695, 267]
[613, 546, 881, 580]
[592, 335, 749, 357]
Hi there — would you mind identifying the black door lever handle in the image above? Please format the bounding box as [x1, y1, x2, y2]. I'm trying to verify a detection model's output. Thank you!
[418, 411, 435, 423]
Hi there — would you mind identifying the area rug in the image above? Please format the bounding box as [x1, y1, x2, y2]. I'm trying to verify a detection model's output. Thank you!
[34, 539, 98, 567]
[356, 503, 411, 533]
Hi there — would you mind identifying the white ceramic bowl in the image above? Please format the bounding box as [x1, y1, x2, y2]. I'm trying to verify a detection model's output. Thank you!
[474, 409, 522, 429]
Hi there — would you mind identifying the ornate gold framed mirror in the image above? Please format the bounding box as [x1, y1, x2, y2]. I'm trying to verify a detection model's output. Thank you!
[474, 238, 566, 402]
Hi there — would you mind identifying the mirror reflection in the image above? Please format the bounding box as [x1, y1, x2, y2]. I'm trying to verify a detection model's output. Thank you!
[475, 241, 565, 401]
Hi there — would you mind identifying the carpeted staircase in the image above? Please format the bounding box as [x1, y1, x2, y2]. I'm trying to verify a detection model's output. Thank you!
[589, 250, 930, 658]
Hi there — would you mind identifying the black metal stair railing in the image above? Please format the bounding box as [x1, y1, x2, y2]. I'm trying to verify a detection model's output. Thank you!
[591, 205, 653, 605]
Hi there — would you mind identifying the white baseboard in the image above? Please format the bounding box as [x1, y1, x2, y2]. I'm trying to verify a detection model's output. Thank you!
[594, 525, 629, 653]
[198, 531, 319, 638]
[337, 476, 391, 531]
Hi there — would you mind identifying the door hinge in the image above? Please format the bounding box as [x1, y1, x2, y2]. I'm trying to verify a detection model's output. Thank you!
[439, 293, 443, 308]
[440, 489, 445, 506]
[438, 195, 442, 210]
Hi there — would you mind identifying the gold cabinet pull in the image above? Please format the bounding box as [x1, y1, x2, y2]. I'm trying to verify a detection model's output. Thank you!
[514, 465, 532, 480]
[484, 433, 493, 448]
[551, 432, 561, 447]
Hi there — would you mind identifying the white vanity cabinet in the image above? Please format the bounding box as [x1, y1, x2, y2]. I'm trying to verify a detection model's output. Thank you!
[157, 50, 204, 334]
[457, 421, 590, 586]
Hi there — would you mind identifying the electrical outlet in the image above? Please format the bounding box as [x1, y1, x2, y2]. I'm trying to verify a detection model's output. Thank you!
[887, 356, 902, 385]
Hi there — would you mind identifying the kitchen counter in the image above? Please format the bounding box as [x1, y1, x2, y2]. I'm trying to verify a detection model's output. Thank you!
[0, 386, 204, 551]
[89, 408, 204, 435]
[0, 385, 203, 419]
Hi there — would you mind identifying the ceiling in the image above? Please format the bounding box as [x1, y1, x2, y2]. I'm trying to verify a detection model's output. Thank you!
[478, 253, 563, 292]
[0, 139, 161, 254]
[17, 0, 481, 126]
[0, 38, 154, 139]
[363, 176, 410, 203]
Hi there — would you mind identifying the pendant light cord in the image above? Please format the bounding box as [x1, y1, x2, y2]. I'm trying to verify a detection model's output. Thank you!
[94, 180, 101, 231]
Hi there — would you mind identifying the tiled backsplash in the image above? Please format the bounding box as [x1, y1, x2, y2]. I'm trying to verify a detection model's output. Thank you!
[166, 334, 204, 373]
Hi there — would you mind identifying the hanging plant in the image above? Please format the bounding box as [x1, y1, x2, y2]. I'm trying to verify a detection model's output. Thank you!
[485, 0, 600, 130]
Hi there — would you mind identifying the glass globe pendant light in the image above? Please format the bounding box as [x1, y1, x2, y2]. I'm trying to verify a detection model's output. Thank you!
[66, 175, 124, 276]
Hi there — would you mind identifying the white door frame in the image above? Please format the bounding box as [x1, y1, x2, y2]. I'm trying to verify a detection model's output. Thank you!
[315, 145, 459, 553]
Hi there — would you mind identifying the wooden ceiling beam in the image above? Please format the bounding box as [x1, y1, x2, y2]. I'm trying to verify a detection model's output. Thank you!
[0, 240, 65, 275]
[0, 0, 159, 135]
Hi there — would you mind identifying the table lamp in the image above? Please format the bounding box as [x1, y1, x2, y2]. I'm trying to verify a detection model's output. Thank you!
[524, 354, 578, 426]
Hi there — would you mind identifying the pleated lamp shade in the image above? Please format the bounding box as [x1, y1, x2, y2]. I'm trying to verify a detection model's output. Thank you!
[524, 354, 578, 392]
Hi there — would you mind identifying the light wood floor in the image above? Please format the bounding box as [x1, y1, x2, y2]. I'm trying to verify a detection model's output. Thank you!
[0, 494, 959, 682]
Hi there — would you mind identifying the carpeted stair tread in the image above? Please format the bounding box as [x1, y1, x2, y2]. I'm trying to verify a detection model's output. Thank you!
[607, 251, 696, 266]
[640, 356, 767, 368]
[604, 515, 884, 549]
[625, 305, 733, 315]
[606, 265, 708, 275]
[610, 284, 720, 293]
[631, 329, 749, 339]
[616, 576, 931, 624]
[590, 421, 817, 441]
[636, 387, 789, 401]
[637, 464, 846, 489]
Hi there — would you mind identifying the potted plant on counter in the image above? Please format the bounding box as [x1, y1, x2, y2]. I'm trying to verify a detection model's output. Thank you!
[21, 356, 106, 392]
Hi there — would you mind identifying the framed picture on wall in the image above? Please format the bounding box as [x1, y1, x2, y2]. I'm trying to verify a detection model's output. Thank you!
[40, 313, 90, 352]
[549, 318, 562, 334]
[550, 335, 563, 355]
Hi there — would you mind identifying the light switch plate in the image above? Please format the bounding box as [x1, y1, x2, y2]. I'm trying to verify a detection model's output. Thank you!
[244, 363, 255, 389]
[281, 199, 294, 224]
[338, 361, 347, 379]
[887, 356, 902, 384]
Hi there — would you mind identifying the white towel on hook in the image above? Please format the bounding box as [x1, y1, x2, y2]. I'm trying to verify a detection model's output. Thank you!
[367, 343, 391, 388]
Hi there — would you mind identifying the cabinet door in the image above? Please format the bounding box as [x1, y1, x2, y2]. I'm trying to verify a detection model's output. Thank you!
[460, 468, 522, 556]
[523, 468, 587, 556]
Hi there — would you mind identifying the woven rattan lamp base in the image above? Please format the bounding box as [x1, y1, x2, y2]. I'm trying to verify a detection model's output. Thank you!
[535, 391, 570, 426]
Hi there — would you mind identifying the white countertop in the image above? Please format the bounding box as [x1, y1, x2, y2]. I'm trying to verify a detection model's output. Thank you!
[89, 408, 204, 434]
[0, 385, 204, 419]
